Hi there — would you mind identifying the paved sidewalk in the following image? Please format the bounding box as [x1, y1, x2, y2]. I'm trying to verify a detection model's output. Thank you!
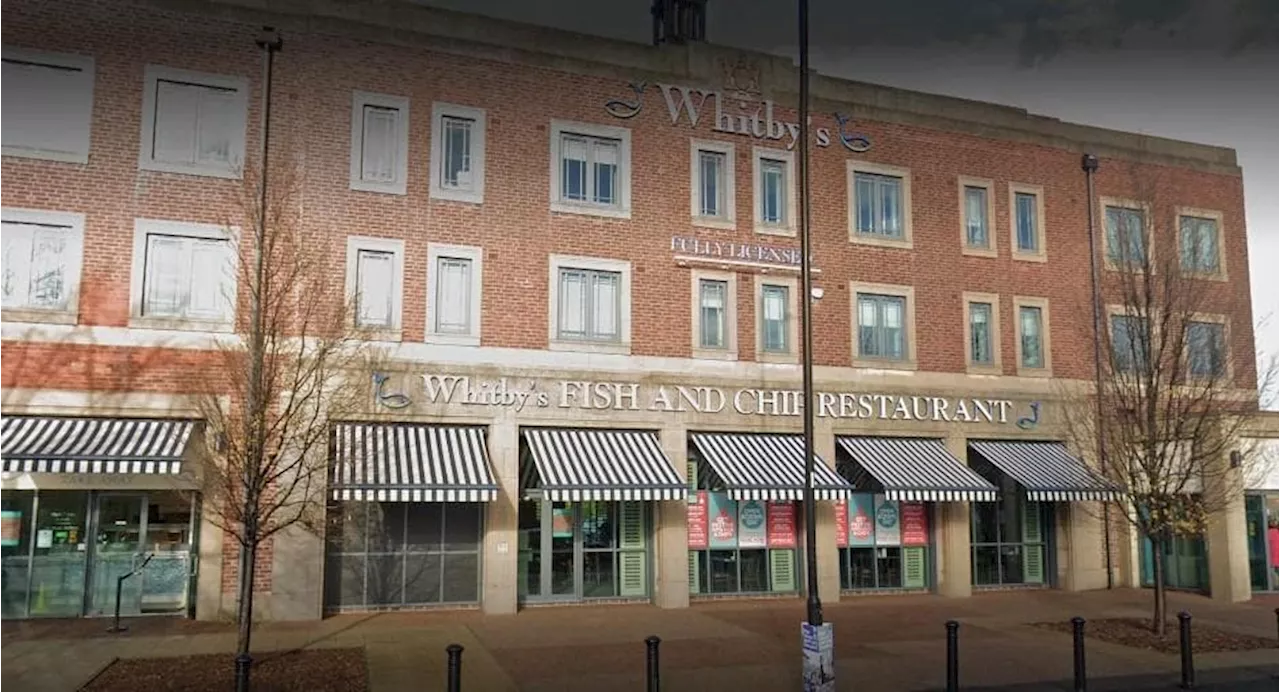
[2, 588, 1277, 691]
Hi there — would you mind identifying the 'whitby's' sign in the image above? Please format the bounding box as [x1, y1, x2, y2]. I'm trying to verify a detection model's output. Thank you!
[604, 81, 873, 153]
[374, 373, 1043, 428]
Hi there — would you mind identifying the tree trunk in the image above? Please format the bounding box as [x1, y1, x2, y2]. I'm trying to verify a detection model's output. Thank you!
[1151, 535, 1167, 636]
[236, 537, 258, 658]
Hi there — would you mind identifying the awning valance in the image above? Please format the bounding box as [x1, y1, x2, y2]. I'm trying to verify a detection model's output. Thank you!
[1, 416, 197, 475]
[520, 428, 686, 502]
[688, 432, 852, 502]
[329, 423, 498, 502]
[836, 436, 998, 502]
[968, 440, 1121, 502]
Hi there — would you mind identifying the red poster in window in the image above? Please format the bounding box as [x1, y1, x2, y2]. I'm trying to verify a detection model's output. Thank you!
[687, 491, 709, 549]
[900, 502, 929, 546]
[834, 499, 848, 548]
[766, 501, 797, 548]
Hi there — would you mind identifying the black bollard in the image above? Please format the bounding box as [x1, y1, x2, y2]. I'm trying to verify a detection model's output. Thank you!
[1178, 612, 1194, 689]
[446, 643, 464, 692]
[945, 620, 959, 692]
[645, 635, 661, 692]
[1071, 617, 1087, 692]
[234, 653, 252, 692]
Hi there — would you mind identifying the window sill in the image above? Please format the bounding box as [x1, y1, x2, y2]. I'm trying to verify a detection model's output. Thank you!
[430, 186, 484, 205]
[549, 339, 630, 355]
[1016, 366, 1053, 379]
[754, 224, 796, 238]
[355, 327, 403, 343]
[965, 363, 1004, 377]
[350, 179, 408, 196]
[1179, 270, 1228, 283]
[1012, 251, 1048, 264]
[850, 233, 912, 251]
[961, 245, 998, 258]
[550, 201, 631, 220]
[692, 348, 738, 362]
[692, 216, 737, 231]
[852, 357, 918, 371]
[139, 159, 242, 180]
[425, 333, 481, 347]
[1, 308, 79, 326]
[757, 351, 798, 365]
[3, 147, 89, 165]
[129, 316, 235, 333]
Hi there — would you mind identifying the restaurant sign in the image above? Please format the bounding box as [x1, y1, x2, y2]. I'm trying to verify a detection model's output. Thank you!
[375, 372, 1042, 427]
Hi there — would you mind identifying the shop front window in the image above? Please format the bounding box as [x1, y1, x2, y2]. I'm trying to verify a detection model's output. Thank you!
[324, 501, 483, 610]
[517, 498, 649, 601]
[970, 493, 1048, 587]
[836, 493, 931, 591]
[686, 475, 798, 596]
[1, 491, 35, 618]
[29, 491, 90, 617]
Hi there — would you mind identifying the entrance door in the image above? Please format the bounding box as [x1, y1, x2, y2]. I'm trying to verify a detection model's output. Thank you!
[517, 499, 648, 602]
[1245, 494, 1277, 592]
[88, 494, 147, 616]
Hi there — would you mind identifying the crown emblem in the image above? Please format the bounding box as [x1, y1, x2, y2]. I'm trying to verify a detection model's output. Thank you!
[721, 55, 761, 103]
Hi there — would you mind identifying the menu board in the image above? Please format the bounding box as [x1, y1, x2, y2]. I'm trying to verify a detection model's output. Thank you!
[900, 502, 929, 546]
[833, 500, 848, 548]
[767, 502, 797, 548]
[738, 500, 768, 548]
[708, 492, 739, 549]
[687, 491, 709, 549]
[847, 494, 876, 547]
[873, 494, 901, 547]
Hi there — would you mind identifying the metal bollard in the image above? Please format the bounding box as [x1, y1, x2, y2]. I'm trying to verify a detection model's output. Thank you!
[1071, 617, 1087, 692]
[234, 653, 252, 692]
[945, 620, 959, 692]
[645, 635, 661, 692]
[1178, 612, 1194, 689]
[446, 643, 464, 692]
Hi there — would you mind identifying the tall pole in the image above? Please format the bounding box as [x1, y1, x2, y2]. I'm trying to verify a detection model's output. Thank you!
[1082, 153, 1113, 590]
[797, 0, 821, 627]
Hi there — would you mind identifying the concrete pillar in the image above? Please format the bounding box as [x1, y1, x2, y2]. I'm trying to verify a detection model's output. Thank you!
[938, 435, 972, 598]
[268, 522, 324, 620]
[482, 414, 519, 614]
[813, 422, 840, 604]
[655, 425, 690, 609]
[194, 495, 224, 621]
[1205, 456, 1251, 603]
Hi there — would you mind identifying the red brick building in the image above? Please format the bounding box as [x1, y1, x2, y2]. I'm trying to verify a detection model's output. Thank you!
[0, 0, 1264, 622]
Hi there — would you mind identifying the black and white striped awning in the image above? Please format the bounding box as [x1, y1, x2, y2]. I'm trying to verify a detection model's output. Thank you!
[689, 432, 852, 502]
[521, 428, 687, 502]
[968, 440, 1121, 502]
[1, 416, 197, 474]
[836, 436, 999, 502]
[329, 423, 498, 502]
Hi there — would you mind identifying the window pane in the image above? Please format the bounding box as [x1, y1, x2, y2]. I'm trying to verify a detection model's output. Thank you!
[879, 177, 902, 237]
[1180, 217, 1219, 273]
[434, 257, 472, 335]
[699, 279, 726, 349]
[356, 249, 395, 327]
[361, 106, 398, 182]
[558, 270, 587, 338]
[699, 150, 724, 217]
[561, 136, 587, 201]
[857, 297, 878, 356]
[1020, 306, 1043, 368]
[404, 504, 443, 552]
[187, 239, 230, 319]
[964, 186, 988, 246]
[883, 297, 904, 359]
[1, 226, 33, 308]
[28, 227, 70, 309]
[762, 285, 787, 351]
[855, 176, 875, 233]
[153, 80, 199, 164]
[591, 272, 619, 339]
[761, 159, 785, 224]
[441, 116, 473, 189]
[195, 87, 237, 165]
[970, 302, 992, 364]
[1106, 207, 1146, 266]
[1016, 193, 1037, 251]
[145, 235, 188, 317]
[592, 140, 619, 205]
[442, 503, 482, 552]
[1188, 321, 1225, 377]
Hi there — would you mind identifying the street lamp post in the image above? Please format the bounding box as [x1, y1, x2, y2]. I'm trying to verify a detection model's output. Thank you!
[797, 0, 834, 689]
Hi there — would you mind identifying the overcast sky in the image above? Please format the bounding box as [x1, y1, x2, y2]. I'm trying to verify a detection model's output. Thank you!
[415, 0, 1279, 408]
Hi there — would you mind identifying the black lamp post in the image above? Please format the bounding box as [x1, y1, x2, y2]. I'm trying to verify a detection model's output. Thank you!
[1081, 152, 1114, 590]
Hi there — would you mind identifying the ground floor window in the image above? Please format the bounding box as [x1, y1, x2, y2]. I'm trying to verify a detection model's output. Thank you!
[1245, 492, 1278, 592]
[686, 490, 798, 595]
[971, 493, 1049, 586]
[1, 489, 196, 620]
[518, 499, 649, 601]
[324, 502, 483, 610]
[836, 493, 931, 590]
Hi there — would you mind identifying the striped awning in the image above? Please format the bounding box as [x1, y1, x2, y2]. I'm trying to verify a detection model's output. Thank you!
[329, 423, 498, 502]
[689, 432, 852, 501]
[968, 440, 1121, 502]
[1, 416, 197, 474]
[521, 428, 687, 502]
[836, 436, 999, 502]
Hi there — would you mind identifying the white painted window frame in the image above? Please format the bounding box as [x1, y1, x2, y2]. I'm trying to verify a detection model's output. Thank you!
[547, 254, 632, 354]
[349, 90, 410, 195]
[429, 102, 487, 204]
[689, 138, 736, 230]
[752, 145, 797, 237]
[345, 236, 405, 341]
[690, 268, 738, 360]
[426, 242, 484, 346]
[1, 47, 96, 164]
[129, 218, 239, 332]
[137, 65, 249, 179]
[1, 207, 87, 325]
[754, 273, 799, 363]
[548, 119, 632, 219]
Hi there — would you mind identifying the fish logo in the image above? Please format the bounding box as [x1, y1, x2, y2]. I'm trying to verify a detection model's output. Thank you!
[834, 112, 872, 153]
[372, 372, 411, 410]
[604, 81, 648, 119]
[1017, 402, 1041, 430]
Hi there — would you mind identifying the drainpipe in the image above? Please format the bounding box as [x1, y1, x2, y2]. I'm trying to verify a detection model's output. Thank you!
[1083, 152, 1115, 589]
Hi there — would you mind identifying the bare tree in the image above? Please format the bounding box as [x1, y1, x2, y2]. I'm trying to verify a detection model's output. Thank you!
[190, 152, 370, 674]
[1061, 162, 1277, 635]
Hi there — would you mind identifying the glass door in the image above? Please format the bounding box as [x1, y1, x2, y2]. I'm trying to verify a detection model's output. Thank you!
[518, 499, 649, 603]
[88, 494, 147, 616]
[139, 493, 195, 614]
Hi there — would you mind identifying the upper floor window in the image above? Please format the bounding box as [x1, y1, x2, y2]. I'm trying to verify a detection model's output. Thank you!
[1017, 304, 1046, 370]
[558, 267, 621, 342]
[1110, 313, 1149, 374]
[131, 219, 237, 330]
[350, 91, 409, 195]
[139, 66, 248, 179]
[690, 140, 735, 228]
[550, 120, 632, 219]
[1, 48, 95, 164]
[345, 236, 404, 339]
[753, 147, 796, 235]
[430, 103, 487, 204]
[857, 293, 906, 360]
[426, 243, 484, 345]
[969, 301, 994, 366]
[854, 172, 905, 240]
[1179, 214, 1222, 277]
[699, 278, 729, 350]
[760, 283, 790, 353]
[1105, 205, 1148, 269]
[1186, 320, 1227, 378]
[1013, 193, 1039, 253]
[963, 185, 990, 249]
[1, 208, 85, 323]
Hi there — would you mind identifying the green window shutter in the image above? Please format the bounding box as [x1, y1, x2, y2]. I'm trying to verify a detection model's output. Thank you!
[689, 551, 701, 594]
[1022, 501, 1043, 543]
[770, 549, 796, 592]
[1023, 544, 1045, 584]
[902, 547, 927, 589]
[619, 501, 648, 597]
[687, 459, 699, 499]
